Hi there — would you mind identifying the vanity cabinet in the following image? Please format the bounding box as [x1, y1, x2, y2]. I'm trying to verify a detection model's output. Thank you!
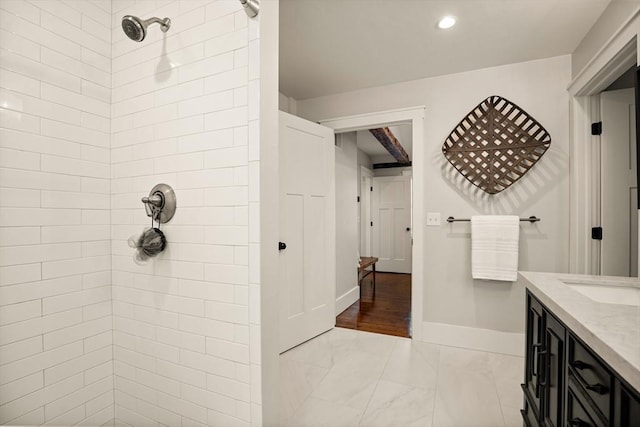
[522, 292, 565, 427]
[522, 290, 640, 427]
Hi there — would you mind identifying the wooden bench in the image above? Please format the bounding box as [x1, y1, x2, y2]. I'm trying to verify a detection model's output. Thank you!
[358, 256, 378, 300]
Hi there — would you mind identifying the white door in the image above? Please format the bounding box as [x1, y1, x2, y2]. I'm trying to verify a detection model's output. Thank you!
[371, 175, 412, 273]
[601, 88, 637, 277]
[360, 167, 373, 257]
[279, 111, 335, 353]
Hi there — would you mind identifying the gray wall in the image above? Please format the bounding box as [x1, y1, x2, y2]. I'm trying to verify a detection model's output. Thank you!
[572, 0, 639, 78]
[297, 55, 572, 334]
[335, 133, 359, 300]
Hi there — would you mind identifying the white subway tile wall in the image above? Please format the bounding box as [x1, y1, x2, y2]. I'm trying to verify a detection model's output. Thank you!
[110, 1, 260, 427]
[0, 1, 113, 425]
[0, 0, 260, 425]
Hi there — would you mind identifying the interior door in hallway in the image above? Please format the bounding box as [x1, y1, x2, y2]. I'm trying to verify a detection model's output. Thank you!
[600, 88, 637, 277]
[371, 175, 412, 273]
[279, 111, 336, 353]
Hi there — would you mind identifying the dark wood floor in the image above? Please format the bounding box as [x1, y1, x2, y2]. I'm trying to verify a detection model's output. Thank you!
[336, 272, 411, 338]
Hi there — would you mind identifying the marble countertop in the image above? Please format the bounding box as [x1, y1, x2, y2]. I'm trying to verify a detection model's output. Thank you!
[517, 271, 640, 392]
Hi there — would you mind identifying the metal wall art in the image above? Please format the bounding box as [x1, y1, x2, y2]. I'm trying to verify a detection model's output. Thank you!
[442, 96, 551, 194]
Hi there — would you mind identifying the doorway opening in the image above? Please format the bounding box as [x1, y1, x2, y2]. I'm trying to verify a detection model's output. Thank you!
[320, 107, 425, 341]
[331, 123, 415, 338]
[568, 27, 638, 275]
[598, 66, 638, 277]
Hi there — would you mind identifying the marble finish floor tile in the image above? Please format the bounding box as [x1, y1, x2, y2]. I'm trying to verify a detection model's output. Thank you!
[489, 353, 525, 410]
[284, 396, 363, 427]
[360, 380, 436, 427]
[280, 327, 524, 427]
[311, 349, 388, 410]
[280, 357, 330, 421]
[432, 367, 505, 427]
[381, 339, 439, 390]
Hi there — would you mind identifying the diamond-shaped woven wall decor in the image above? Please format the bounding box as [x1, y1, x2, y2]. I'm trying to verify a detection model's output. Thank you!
[442, 96, 551, 194]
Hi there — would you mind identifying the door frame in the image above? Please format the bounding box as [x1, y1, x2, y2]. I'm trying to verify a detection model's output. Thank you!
[321, 106, 425, 340]
[360, 166, 373, 257]
[599, 88, 637, 276]
[568, 9, 639, 274]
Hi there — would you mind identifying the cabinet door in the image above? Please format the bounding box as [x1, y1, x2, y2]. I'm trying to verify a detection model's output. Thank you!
[524, 293, 545, 420]
[614, 381, 640, 427]
[542, 313, 565, 427]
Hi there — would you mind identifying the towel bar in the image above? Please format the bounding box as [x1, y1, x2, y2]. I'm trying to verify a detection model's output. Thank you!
[446, 216, 540, 223]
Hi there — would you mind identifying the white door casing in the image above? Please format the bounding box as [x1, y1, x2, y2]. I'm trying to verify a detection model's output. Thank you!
[371, 175, 412, 273]
[278, 111, 336, 353]
[319, 106, 425, 340]
[600, 88, 638, 277]
[360, 167, 373, 257]
[567, 9, 638, 275]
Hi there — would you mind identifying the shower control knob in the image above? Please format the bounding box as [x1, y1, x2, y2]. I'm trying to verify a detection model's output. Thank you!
[142, 194, 163, 207]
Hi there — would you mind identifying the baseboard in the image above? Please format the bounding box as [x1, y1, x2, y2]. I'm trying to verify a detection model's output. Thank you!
[335, 286, 359, 315]
[421, 321, 525, 357]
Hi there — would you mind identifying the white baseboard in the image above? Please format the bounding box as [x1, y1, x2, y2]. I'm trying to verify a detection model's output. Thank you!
[335, 286, 359, 315]
[421, 321, 525, 357]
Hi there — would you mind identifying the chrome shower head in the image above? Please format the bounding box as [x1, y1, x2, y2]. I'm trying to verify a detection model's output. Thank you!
[122, 15, 171, 42]
[239, 0, 259, 18]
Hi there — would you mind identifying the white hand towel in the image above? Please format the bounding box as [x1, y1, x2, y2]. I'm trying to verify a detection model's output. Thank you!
[471, 215, 520, 281]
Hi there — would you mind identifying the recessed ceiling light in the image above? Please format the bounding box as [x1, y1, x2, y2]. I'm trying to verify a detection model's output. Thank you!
[438, 16, 456, 30]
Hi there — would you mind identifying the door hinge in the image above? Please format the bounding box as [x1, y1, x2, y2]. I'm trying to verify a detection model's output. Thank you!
[591, 122, 602, 136]
[357, 196, 360, 202]
[370, 221, 373, 227]
[592, 227, 603, 240]
[370, 186, 373, 192]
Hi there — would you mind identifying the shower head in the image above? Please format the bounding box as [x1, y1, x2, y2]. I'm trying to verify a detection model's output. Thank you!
[122, 15, 171, 42]
[239, 0, 259, 18]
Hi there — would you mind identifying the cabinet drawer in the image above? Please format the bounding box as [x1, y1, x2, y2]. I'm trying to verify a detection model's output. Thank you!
[568, 334, 612, 420]
[567, 384, 604, 427]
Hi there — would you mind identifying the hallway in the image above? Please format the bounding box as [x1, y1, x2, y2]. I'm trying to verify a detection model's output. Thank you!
[279, 328, 523, 427]
[336, 273, 411, 338]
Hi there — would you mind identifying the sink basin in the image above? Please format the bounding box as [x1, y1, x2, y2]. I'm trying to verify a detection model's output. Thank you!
[565, 282, 640, 306]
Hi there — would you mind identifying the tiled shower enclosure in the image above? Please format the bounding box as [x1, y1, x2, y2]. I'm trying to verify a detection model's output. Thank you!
[0, 0, 262, 425]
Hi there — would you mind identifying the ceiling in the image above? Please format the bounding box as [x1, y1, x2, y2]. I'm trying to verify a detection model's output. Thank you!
[280, 0, 612, 100]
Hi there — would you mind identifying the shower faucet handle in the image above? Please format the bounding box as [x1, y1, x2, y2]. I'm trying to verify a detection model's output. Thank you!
[141, 184, 177, 224]
[142, 194, 163, 207]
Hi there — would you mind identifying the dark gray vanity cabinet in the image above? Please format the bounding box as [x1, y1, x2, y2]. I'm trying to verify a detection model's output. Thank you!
[522, 292, 565, 427]
[522, 290, 640, 427]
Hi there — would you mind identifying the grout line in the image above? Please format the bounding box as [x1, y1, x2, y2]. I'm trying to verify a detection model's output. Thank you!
[430, 343, 442, 427]
[356, 336, 396, 426]
[488, 362, 509, 427]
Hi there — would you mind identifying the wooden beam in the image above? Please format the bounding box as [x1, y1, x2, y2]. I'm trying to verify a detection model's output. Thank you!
[369, 127, 410, 164]
[373, 161, 412, 169]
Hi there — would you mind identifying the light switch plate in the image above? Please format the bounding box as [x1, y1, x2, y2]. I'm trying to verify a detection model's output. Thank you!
[427, 212, 441, 226]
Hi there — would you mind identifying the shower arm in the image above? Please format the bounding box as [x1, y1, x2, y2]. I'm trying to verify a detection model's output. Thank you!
[143, 17, 171, 32]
